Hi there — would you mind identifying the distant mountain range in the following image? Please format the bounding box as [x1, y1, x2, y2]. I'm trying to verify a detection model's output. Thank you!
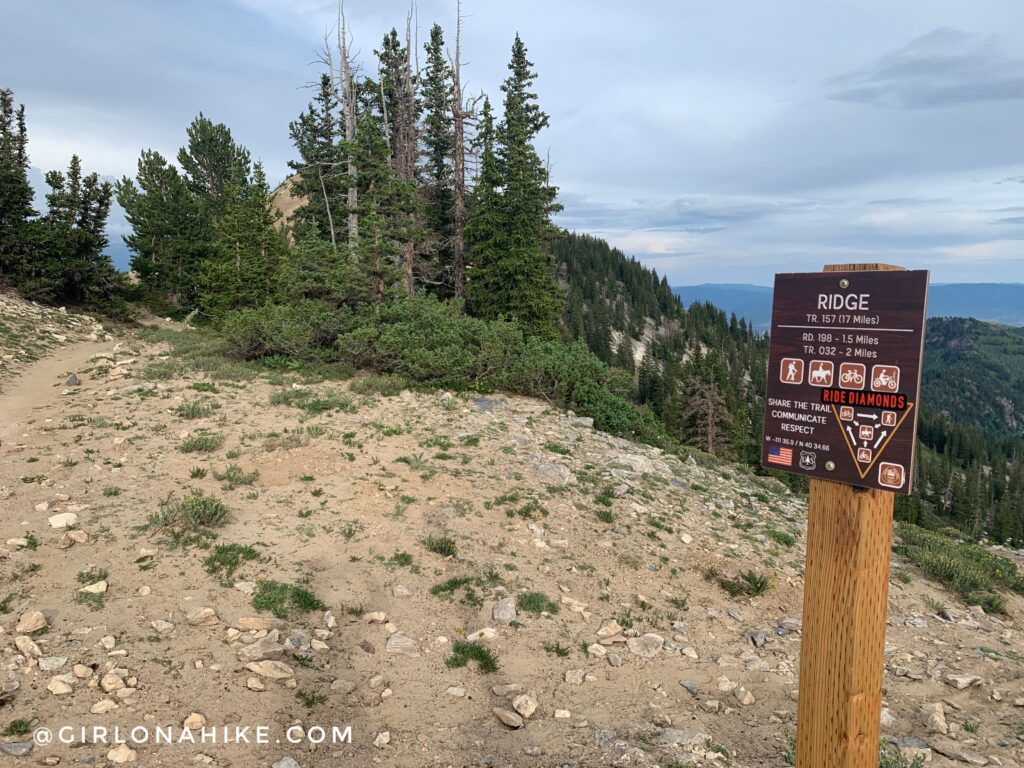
[672, 282, 1024, 330]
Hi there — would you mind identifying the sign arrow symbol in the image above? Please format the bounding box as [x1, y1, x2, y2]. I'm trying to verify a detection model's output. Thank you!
[859, 413, 879, 421]
[874, 430, 888, 449]
[846, 426, 857, 444]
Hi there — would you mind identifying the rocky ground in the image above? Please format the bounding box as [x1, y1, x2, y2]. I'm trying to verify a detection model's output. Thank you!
[0, 292, 110, 389]
[1, 296, 1023, 767]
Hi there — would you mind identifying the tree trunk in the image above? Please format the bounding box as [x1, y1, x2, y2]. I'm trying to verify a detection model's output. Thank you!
[450, 0, 467, 299]
[400, 14, 418, 298]
[338, 1, 358, 253]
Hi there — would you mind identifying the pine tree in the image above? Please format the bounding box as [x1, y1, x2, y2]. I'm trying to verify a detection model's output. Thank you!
[420, 23, 455, 291]
[177, 113, 252, 219]
[34, 155, 119, 305]
[464, 97, 504, 302]
[116, 150, 213, 306]
[353, 80, 405, 306]
[467, 36, 563, 338]
[200, 163, 284, 315]
[288, 74, 345, 248]
[375, 27, 420, 296]
[0, 88, 37, 284]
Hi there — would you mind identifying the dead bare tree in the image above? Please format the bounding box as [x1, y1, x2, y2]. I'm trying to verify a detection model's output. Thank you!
[449, 0, 468, 299]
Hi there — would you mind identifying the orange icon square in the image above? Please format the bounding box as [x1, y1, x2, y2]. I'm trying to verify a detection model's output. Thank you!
[881, 411, 897, 427]
[871, 365, 900, 393]
[838, 362, 866, 390]
[807, 360, 834, 387]
[879, 462, 905, 489]
[780, 358, 804, 385]
[857, 447, 872, 464]
[859, 425, 874, 441]
[839, 406, 854, 421]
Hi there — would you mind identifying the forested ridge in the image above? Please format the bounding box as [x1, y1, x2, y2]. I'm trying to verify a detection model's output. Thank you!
[1, 7, 1021, 546]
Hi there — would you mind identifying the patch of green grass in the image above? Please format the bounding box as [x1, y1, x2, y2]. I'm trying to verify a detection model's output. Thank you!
[924, 595, 946, 614]
[348, 374, 406, 397]
[270, 388, 355, 415]
[251, 579, 326, 619]
[708, 567, 771, 597]
[179, 432, 225, 454]
[173, 399, 219, 419]
[190, 382, 219, 393]
[295, 689, 327, 708]
[75, 591, 105, 611]
[388, 551, 414, 568]
[204, 543, 260, 585]
[422, 536, 458, 558]
[263, 429, 309, 451]
[76, 568, 108, 585]
[595, 508, 615, 524]
[396, 453, 429, 471]
[517, 591, 559, 615]
[147, 491, 229, 546]
[213, 463, 259, 490]
[0, 593, 18, 613]
[23, 534, 38, 551]
[1, 718, 36, 737]
[765, 528, 796, 547]
[544, 442, 572, 455]
[445, 641, 498, 673]
[189, 466, 207, 479]
[506, 499, 547, 519]
[102, 485, 122, 497]
[543, 641, 571, 657]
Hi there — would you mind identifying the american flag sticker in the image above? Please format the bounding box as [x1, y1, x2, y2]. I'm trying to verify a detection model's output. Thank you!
[767, 445, 793, 467]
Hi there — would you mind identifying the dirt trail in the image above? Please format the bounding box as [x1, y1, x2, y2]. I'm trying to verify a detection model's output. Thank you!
[1, 340, 119, 448]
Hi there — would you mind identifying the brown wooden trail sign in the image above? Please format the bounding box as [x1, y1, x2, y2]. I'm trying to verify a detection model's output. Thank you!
[761, 264, 931, 768]
[762, 266, 929, 494]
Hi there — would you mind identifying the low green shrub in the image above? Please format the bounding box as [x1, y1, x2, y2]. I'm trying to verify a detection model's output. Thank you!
[221, 301, 352, 361]
[896, 523, 1024, 613]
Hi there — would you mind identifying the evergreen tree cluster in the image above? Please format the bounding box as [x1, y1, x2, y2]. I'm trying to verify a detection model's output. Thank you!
[0, 88, 122, 307]
[556, 232, 768, 463]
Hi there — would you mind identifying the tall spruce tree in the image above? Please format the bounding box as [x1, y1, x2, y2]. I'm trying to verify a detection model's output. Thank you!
[420, 23, 455, 291]
[177, 114, 251, 219]
[464, 97, 504, 306]
[0, 88, 36, 284]
[288, 74, 345, 249]
[116, 150, 214, 306]
[467, 35, 563, 338]
[34, 155, 119, 305]
[376, 28, 420, 296]
[199, 163, 284, 315]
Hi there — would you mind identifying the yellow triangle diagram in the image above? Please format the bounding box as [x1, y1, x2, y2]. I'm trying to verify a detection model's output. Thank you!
[830, 402, 915, 480]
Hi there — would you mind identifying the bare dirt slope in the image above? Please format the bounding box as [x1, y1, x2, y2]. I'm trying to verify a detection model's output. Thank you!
[1, 302, 1023, 767]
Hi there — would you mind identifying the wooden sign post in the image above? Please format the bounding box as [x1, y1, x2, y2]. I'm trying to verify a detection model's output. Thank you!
[760, 263, 930, 768]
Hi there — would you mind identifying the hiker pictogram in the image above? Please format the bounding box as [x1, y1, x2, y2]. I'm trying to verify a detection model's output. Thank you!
[871, 364, 900, 393]
[881, 411, 897, 427]
[808, 360, 834, 387]
[780, 358, 804, 384]
[839, 362, 866, 390]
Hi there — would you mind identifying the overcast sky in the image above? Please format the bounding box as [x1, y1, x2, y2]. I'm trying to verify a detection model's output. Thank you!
[4, 0, 1024, 284]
